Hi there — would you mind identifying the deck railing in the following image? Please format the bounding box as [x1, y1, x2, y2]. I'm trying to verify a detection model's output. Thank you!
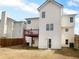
[24, 29, 39, 37]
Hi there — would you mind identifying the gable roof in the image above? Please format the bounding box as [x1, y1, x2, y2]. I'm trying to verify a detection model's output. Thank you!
[38, 0, 63, 11]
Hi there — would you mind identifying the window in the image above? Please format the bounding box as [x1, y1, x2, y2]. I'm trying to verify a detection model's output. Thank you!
[50, 24, 53, 30]
[65, 39, 68, 45]
[46, 24, 49, 31]
[27, 20, 31, 24]
[65, 28, 69, 32]
[46, 24, 53, 31]
[70, 17, 73, 23]
[42, 12, 45, 18]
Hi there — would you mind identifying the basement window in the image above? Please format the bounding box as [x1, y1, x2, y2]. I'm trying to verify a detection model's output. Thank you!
[65, 28, 69, 32]
[65, 39, 68, 45]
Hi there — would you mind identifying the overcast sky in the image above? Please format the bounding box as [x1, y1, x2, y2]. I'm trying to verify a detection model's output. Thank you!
[0, 0, 79, 34]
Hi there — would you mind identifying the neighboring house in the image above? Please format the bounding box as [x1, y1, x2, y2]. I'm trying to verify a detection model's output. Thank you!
[0, 0, 76, 49]
[0, 11, 26, 39]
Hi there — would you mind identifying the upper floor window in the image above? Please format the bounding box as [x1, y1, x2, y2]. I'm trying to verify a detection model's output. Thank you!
[27, 20, 31, 24]
[65, 28, 69, 32]
[70, 17, 73, 23]
[42, 12, 45, 18]
[50, 24, 53, 30]
[46, 24, 53, 31]
[46, 24, 49, 31]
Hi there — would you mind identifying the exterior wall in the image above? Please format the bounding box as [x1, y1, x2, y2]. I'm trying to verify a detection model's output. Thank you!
[0, 21, 1, 37]
[0, 11, 26, 39]
[25, 37, 38, 47]
[25, 19, 39, 47]
[13, 22, 24, 38]
[61, 15, 75, 47]
[0, 11, 7, 37]
[33, 37, 38, 47]
[39, 2, 62, 49]
[61, 27, 74, 47]
[25, 36, 32, 47]
[26, 19, 39, 29]
[61, 15, 75, 27]
[6, 18, 14, 38]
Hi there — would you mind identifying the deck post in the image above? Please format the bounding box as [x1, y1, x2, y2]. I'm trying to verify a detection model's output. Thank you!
[31, 37, 33, 47]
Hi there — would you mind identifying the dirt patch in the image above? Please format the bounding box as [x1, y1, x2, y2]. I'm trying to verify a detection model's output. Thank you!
[0, 46, 79, 59]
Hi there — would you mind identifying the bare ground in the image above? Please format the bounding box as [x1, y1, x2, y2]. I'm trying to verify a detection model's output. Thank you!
[0, 45, 79, 59]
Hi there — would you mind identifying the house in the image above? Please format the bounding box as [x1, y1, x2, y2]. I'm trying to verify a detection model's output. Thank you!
[0, 11, 26, 46]
[0, 11, 26, 39]
[0, 0, 76, 49]
[25, 0, 76, 49]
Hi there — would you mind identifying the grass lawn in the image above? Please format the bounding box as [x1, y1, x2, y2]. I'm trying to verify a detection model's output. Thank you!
[0, 45, 79, 59]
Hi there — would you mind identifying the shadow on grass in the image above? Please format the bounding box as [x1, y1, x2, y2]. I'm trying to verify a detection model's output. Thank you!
[55, 48, 79, 58]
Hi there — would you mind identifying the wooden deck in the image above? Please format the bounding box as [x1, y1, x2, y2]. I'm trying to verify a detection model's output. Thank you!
[24, 29, 39, 37]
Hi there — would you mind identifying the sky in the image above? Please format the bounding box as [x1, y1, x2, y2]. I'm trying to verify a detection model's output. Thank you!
[0, 0, 79, 34]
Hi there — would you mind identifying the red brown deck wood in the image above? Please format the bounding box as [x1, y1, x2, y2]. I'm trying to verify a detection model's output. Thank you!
[24, 29, 39, 37]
